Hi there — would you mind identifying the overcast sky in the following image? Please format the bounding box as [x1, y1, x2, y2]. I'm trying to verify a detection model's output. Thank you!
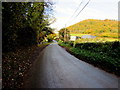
[50, 0, 119, 31]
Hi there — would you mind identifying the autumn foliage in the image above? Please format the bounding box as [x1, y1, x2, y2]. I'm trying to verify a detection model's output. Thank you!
[67, 19, 118, 38]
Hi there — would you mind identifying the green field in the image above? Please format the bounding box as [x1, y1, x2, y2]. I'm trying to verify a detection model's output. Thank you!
[70, 33, 89, 37]
[70, 33, 118, 42]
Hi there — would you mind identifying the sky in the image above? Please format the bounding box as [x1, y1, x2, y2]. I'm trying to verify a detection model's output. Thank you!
[50, 0, 119, 31]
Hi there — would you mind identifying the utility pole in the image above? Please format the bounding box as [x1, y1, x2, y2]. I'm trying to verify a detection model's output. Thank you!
[64, 24, 66, 42]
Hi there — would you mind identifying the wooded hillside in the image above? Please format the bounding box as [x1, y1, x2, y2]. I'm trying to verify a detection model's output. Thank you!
[67, 19, 118, 38]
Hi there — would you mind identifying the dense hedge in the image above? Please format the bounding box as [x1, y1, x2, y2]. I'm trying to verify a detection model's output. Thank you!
[74, 41, 120, 58]
[59, 41, 120, 76]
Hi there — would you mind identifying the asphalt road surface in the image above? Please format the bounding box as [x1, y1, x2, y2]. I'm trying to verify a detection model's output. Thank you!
[24, 42, 119, 88]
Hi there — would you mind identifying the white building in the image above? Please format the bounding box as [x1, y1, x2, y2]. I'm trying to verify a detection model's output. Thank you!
[70, 36, 80, 41]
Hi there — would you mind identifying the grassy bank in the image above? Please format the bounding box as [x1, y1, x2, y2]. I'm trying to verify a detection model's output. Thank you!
[58, 41, 120, 76]
[2, 43, 49, 88]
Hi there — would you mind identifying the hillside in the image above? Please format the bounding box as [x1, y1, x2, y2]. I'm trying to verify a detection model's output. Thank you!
[67, 19, 118, 38]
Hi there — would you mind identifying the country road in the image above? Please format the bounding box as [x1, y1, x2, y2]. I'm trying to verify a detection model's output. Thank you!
[24, 42, 119, 88]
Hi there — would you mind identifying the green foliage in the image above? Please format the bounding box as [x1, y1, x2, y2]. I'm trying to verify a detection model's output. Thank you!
[58, 41, 71, 48]
[67, 19, 118, 38]
[59, 28, 70, 42]
[17, 27, 37, 46]
[46, 34, 56, 42]
[75, 38, 118, 43]
[59, 41, 120, 76]
[2, 2, 53, 53]
[2, 2, 53, 88]
[70, 47, 119, 73]
[74, 41, 120, 58]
